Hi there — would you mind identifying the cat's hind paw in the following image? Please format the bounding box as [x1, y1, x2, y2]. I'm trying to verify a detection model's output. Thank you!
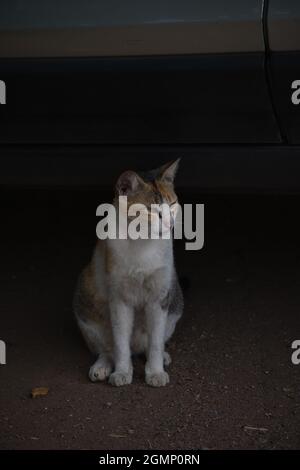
[109, 371, 133, 387]
[89, 356, 113, 382]
[146, 370, 170, 387]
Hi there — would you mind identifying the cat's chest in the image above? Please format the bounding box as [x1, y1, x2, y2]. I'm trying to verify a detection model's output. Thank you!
[113, 258, 169, 306]
[116, 268, 163, 306]
[116, 242, 164, 275]
[107, 240, 172, 304]
[117, 258, 159, 290]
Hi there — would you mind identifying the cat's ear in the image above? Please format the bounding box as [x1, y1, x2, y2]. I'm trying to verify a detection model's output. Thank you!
[159, 158, 180, 184]
[116, 170, 143, 195]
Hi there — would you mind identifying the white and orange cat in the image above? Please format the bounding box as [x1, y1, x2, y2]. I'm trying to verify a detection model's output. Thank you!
[73, 160, 183, 387]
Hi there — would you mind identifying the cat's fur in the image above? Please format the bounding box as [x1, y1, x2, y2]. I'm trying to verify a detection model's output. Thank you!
[73, 160, 183, 387]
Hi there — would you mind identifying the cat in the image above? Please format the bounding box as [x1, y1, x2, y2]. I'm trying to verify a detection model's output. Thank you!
[73, 159, 183, 387]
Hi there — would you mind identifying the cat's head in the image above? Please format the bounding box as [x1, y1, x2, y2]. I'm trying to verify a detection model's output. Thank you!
[115, 159, 180, 238]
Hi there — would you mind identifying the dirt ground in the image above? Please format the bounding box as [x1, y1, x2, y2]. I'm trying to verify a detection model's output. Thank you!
[0, 189, 300, 449]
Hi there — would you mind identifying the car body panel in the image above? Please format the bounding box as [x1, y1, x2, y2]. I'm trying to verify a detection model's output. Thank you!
[0, 54, 281, 144]
[0, 0, 264, 57]
[268, 0, 300, 51]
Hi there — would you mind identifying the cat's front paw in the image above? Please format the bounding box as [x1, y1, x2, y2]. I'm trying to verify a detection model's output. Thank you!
[109, 371, 133, 387]
[145, 370, 170, 387]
